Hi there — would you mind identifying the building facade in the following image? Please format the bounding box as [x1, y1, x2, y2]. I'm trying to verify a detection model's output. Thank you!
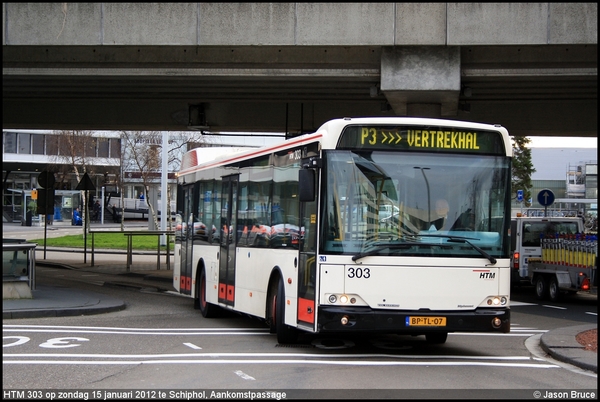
[512, 160, 598, 221]
[2, 129, 179, 224]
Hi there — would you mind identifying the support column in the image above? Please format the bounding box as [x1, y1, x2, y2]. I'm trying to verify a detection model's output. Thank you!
[407, 103, 442, 118]
[380, 46, 461, 117]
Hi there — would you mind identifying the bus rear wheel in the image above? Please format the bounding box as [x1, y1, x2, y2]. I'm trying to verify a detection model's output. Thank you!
[198, 268, 220, 318]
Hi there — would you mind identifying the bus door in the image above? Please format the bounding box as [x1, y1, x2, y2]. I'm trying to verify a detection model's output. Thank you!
[219, 175, 238, 306]
[297, 167, 319, 331]
[179, 185, 194, 295]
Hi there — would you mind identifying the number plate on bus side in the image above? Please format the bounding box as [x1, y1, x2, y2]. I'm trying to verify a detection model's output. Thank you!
[406, 316, 446, 326]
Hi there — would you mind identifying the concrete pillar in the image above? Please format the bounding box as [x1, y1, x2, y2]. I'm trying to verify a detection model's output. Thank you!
[407, 103, 442, 118]
[380, 47, 461, 117]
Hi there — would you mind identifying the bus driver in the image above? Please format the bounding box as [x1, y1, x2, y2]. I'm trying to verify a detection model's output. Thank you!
[430, 199, 449, 231]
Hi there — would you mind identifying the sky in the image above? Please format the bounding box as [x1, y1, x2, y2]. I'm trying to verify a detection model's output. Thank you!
[526, 136, 597, 148]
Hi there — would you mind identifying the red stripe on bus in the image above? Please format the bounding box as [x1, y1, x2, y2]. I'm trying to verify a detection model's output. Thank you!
[179, 133, 324, 174]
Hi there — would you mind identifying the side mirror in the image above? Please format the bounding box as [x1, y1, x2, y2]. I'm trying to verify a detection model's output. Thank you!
[299, 169, 315, 202]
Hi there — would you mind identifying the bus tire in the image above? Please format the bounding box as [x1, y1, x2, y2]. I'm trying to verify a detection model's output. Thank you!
[267, 280, 277, 333]
[534, 275, 549, 300]
[548, 276, 561, 302]
[425, 332, 448, 344]
[274, 278, 299, 344]
[198, 268, 220, 318]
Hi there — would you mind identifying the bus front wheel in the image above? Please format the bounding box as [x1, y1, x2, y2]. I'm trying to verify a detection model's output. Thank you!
[274, 278, 299, 344]
[267, 280, 277, 333]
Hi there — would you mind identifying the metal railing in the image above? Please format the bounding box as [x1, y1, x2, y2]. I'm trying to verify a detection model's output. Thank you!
[89, 230, 174, 271]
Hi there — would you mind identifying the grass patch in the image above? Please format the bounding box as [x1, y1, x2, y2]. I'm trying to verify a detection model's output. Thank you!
[30, 232, 174, 250]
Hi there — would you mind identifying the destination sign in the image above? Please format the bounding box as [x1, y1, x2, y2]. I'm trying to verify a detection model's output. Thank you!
[337, 126, 505, 155]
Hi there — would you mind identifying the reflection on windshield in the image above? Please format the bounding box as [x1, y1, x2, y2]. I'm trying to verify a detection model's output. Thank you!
[321, 150, 509, 258]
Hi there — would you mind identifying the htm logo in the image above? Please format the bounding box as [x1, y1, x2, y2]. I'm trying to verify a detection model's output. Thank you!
[479, 272, 495, 279]
[4, 391, 25, 399]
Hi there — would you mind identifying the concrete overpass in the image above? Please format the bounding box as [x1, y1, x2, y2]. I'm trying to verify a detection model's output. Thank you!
[2, 3, 597, 138]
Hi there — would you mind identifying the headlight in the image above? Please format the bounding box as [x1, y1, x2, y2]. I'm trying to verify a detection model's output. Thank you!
[327, 293, 363, 305]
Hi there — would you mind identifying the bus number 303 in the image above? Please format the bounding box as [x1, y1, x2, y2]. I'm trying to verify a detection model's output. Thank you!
[347, 267, 371, 278]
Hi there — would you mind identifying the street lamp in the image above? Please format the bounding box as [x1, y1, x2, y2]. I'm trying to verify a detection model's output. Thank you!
[414, 167, 431, 226]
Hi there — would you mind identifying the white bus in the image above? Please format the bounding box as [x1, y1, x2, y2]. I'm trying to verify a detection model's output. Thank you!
[174, 117, 512, 344]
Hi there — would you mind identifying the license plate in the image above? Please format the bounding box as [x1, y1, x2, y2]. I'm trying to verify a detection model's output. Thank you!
[407, 316, 446, 326]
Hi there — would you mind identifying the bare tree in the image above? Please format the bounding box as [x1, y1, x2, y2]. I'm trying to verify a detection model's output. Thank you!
[165, 132, 212, 229]
[120, 131, 162, 229]
[49, 130, 97, 230]
[120, 130, 210, 230]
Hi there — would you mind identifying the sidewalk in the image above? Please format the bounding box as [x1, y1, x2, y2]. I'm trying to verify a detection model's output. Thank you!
[3, 249, 175, 319]
[2, 221, 597, 374]
[3, 220, 175, 319]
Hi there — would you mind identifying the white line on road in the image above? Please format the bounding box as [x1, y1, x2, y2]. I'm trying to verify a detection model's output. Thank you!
[234, 370, 256, 380]
[3, 325, 268, 331]
[2, 359, 560, 368]
[542, 305, 568, 310]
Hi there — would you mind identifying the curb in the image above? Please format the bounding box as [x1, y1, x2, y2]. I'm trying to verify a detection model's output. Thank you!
[540, 324, 597, 373]
[3, 302, 126, 320]
[2, 285, 126, 320]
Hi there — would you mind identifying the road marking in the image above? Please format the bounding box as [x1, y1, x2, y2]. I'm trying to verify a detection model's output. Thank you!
[234, 370, 255, 380]
[2, 325, 561, 369]
[4, 325, 268, 331]
[0, 352, 545, 361]
[3, 325, 270, 336]
[2, 359, 560, 368]
[510, 301, 537, 306]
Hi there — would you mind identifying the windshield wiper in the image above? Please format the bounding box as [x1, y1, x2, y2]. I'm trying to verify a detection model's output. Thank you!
[447, 238, 497, 265]
[413, 233, 497, 265]
[352, 242, 412, 262]
[351, 235, 497, 264]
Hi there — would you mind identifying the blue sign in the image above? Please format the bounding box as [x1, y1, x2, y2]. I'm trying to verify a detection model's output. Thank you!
[537, 189, 555, 207]
[517, 190, 523, 202]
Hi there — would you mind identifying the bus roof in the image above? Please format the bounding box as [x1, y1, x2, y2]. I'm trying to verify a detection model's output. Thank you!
[179, 117, 511, 175]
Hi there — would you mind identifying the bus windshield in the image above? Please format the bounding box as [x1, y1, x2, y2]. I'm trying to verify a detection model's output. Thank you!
[321, 150, 510, 259]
